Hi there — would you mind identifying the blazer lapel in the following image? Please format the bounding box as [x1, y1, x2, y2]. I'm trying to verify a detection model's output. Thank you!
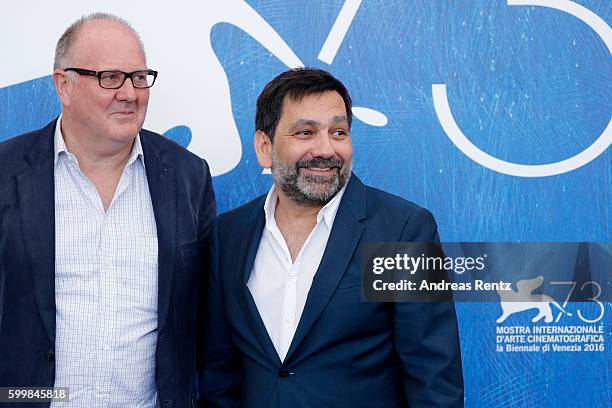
[284, 175, 367, 363]
[142, 134, 177, 333]
[236, 200, 283, 366]
[16, 120, 57, 345]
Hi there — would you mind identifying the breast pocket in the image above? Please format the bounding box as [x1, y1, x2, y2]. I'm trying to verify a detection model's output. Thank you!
[116, 233, 159, 311]
[335, 261, 364, 290]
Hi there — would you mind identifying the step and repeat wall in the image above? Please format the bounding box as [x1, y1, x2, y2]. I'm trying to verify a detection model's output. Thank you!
[1, 1, 610, 406]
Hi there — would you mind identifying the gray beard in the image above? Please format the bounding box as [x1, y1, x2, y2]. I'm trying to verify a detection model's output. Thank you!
[271, 152, 352, 207]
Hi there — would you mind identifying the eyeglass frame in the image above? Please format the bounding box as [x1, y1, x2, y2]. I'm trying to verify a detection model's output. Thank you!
[63, 67, 158, 89]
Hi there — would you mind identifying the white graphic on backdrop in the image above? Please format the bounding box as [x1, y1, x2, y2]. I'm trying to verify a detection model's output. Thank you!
[433, 0, 612, 177]
[0, 1, 301, 176]
[494, 275, 605, 354]
[0, 0, 386, 176]
[496, 276, 572, 323]
[318, 0, 363, 64]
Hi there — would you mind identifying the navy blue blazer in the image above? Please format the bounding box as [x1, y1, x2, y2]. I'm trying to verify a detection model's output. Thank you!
[0, 119, 216, 407]
[201, 175, 464, 407]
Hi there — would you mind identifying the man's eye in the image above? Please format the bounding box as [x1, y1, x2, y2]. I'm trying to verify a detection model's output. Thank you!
[296, 130, 312, 136]
[333, 130, 348, 137]
[102, 73, 120, 81]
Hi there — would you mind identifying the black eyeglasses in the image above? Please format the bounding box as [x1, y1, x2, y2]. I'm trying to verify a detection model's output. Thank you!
[64, 68, 158, 89]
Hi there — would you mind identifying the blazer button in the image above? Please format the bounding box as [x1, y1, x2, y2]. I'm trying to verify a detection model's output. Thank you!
[278, 368, 290, 379]
[45, 350, 55, 362]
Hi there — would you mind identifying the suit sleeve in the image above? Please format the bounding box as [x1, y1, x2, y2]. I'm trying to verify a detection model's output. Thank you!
[394, 208, 464, 407]
[198, 216, 242, 407]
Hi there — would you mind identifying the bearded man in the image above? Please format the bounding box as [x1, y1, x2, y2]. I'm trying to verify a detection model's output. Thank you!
[200, 68, 464, 408]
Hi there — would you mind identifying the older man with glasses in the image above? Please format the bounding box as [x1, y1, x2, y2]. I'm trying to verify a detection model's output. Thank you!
[0, 13, 215, 408]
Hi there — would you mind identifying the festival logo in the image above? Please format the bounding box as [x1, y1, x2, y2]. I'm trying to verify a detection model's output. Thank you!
[495, 275, 605, 353]
[496, 275, 573, 324]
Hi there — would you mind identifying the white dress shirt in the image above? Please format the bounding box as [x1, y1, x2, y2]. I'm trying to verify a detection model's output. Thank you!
[247, 183, 347, 361]
[52, 118, 159, 407]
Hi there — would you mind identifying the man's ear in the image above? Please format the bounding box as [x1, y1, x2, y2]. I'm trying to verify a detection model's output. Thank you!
[254, 130, 273, 169]
[52, 69, 73, 106]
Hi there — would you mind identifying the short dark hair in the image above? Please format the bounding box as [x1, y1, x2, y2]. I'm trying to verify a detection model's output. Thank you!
[255, 67, 352, 142]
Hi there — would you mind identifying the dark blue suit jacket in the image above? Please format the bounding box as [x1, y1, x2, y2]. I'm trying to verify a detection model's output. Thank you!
[202, 175, 464, 407]
[0, 119, 216, 407]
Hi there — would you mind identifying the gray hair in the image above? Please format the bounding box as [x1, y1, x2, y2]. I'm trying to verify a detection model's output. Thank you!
[53, 12, 144, 69]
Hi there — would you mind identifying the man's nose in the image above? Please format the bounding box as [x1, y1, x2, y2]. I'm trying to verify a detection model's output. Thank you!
[311, 133, 335, 157]
[115, 77, 138, 102]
